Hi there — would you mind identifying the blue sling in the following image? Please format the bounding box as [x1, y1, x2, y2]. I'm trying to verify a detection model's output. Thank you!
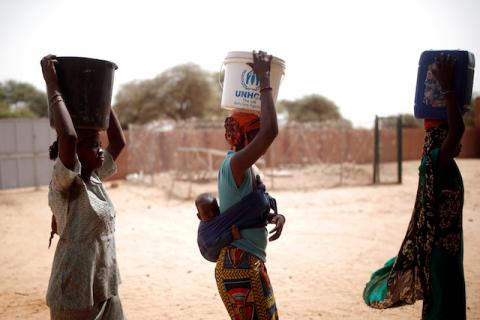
[197, 189, 277, 262]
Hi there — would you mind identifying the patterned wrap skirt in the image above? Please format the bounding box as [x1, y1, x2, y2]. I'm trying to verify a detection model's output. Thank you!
[215, 246, 278, 320]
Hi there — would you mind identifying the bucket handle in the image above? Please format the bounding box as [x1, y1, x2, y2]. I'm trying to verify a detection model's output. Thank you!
[218, 63, 225, 90]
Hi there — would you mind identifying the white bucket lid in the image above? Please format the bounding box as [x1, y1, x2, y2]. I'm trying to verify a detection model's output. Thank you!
[224, 51, 285, 69]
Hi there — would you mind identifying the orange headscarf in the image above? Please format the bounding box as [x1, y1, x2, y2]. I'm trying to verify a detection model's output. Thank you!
[224, 112, 260, 150]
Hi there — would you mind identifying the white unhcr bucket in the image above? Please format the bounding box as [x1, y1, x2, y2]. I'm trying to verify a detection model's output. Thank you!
[220, 51, 285, 114]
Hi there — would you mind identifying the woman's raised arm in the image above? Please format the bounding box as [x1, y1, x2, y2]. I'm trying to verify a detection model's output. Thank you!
[230, 51, 279, 186]
[105, 109, 126, 161]
[432, 54, 465, 170]
[41, 55, 77, 170]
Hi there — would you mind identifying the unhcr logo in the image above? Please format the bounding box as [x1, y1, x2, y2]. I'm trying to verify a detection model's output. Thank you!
[241, 69, 260, 91]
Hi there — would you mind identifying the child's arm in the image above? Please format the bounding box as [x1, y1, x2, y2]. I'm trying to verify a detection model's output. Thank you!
[106, 109, 126, 161]
[41, 55, 77, 170]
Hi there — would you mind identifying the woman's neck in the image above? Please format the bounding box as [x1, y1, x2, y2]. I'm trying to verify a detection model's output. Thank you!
[80, 168, 93, 183]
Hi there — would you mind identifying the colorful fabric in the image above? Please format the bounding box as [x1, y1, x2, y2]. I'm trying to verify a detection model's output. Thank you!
[224, 112, 260, 149]
[215, 246, 278, 320]
[218, 151, 268, 262]
[363, 126, 465, 319]
[197, 189, 269, 262]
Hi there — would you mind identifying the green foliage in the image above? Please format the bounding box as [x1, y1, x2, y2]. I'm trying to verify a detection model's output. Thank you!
[283, 94, 343, 123]
[275, 99, 291, 114]
[0, 100, 8, 113]
[114, 65, 349, 127]
[0, 80, 48, 118]
[0, 107, 36, 119]
[208, 71, 225, 118]
[113, 80, 155, 125]
[114, 64, 216, 126]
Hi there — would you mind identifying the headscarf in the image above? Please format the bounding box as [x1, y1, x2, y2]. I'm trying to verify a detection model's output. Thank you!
[224, 112, 260, 150]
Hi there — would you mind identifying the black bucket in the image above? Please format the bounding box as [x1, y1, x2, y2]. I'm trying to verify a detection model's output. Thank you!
[50, 57, 118, 130]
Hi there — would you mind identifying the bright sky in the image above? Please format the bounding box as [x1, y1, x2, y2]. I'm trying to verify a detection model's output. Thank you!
[1, 0, 479, 126]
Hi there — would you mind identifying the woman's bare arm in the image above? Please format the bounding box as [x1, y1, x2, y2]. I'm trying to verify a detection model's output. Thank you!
[432, 55, 465, 170]
[41, 55, 77, 170]
[230, 51, 278, 186]
[105, 109, 126, 161]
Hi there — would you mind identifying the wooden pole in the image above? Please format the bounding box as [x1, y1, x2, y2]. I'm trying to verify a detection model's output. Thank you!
[373, 116, 380, 184]
[397, 115, 403, 184]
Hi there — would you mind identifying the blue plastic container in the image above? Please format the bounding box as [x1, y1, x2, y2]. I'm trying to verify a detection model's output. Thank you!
[414, 50, 475, 119]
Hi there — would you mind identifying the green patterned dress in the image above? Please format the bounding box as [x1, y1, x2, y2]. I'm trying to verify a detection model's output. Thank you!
[363, 127, 466, 319]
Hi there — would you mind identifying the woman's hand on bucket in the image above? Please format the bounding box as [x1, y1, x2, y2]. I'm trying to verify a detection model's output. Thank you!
[268, 214, 285, 241]
[247, 50, 272, 87]
[433, 54, 455, 92]
[40, 54, 59, 86]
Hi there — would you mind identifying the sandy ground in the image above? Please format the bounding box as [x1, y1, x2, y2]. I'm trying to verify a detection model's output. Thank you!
[0, 159, 479, 320]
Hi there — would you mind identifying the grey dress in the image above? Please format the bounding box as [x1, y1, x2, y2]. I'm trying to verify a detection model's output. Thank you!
[47, 151, 125, 319]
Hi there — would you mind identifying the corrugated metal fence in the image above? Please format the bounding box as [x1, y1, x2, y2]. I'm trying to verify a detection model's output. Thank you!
[0, 118, 55, 189]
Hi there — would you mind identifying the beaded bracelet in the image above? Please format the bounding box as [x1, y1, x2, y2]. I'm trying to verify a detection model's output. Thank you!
[48, 93, 62, 105]
[48, 92, 61, 101]
[260, 86, 272, 93]
[49, 95, 63, 107]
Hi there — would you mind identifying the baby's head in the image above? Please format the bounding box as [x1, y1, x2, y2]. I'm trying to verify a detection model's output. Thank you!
[195, 193, 220, 222]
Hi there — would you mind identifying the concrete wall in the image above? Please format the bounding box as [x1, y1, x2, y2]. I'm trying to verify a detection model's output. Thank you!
[0, 118, 56, 189]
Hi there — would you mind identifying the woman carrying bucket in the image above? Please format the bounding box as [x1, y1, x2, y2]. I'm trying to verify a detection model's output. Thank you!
[363, 54, 467, 319]
[41, 54, 126, 320]
[215, 50, 286, 319]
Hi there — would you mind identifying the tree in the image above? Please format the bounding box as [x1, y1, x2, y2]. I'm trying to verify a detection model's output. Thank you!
[0, 80, 48, 118]
[285, 94, 343, 123]
[114, 63, 216, 126]
[208, 70, 227, 119]
[113, 80, 156, 125]
[152, 64, 215, 120]
[275, 99, 293, 115]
